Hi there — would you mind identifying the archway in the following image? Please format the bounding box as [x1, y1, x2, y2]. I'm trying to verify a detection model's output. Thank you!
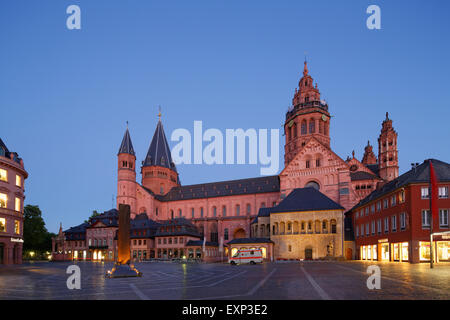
[305, 247, 313, 260]
[233, 228, 246, 239]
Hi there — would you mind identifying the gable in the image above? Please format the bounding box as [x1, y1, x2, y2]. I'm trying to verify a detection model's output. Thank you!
[281, 137, 348, 176]
[347, 157, 378, 177]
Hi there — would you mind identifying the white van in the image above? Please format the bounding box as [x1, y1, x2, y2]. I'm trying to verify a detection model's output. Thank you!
[229, 249, 263, 265]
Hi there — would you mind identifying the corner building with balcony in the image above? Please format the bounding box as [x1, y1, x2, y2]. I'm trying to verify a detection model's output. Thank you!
[0, 138, 28, 264]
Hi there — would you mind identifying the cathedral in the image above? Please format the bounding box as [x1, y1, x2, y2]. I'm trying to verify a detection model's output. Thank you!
[115, 61, 399, 247]
[54, 61, 400, 262]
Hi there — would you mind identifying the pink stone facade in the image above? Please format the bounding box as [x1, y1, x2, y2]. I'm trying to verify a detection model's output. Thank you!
[0, 140, 27, 264]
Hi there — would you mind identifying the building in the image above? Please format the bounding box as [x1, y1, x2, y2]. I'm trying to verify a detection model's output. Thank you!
[54, 61, 404, 262]
[0, 138, 28, 265]
[249, 187, 345, 261]
[350, 159, 450, 263]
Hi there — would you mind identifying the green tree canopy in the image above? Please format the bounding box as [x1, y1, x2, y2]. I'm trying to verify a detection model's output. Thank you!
[23, 205, 50, 251]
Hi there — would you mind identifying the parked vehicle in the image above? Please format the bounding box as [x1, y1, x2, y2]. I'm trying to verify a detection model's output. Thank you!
[229, 249, 263, 265]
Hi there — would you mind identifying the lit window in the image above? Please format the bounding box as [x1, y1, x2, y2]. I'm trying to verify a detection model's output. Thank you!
[15, 197, 21, 212]
[14, 221, 20, 234]
[16, 175, 21, 187]
[0, 169, 7, 182]
[0, 193, 7, 208]
[0, 217, 5, 232]
[399, 190, 405, 203]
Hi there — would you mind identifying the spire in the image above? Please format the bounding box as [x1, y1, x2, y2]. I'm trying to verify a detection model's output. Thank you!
[303, 60, 309, 76]
[143, 119, 177, 172]
[118, 124, 135, 156]
[362, 140, 377, 165]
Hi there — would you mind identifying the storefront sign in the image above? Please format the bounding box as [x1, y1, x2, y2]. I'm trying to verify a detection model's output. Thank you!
[11, 238, 24, 243]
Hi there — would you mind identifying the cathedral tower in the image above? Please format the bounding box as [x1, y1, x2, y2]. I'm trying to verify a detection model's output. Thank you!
[284, 61, 331, 165]
[378, 112, 399, 181]
[117, 125, 137, 217]
[141, 116, 179, 195]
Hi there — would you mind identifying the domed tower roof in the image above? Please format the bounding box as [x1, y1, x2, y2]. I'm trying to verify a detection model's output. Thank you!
[143, 119, 177, 172]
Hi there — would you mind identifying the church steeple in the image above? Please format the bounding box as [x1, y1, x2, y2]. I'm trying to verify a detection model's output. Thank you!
[142, 119, 177, 172]
[284, 61, 331, 165]
[378, 112, 399, 181]
[141, 115, 179, 195]
[118, 123, 135, 156]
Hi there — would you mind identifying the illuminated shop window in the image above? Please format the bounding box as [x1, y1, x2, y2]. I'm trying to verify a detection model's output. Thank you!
[419, 242, 430, 261]
[0, 169, 7, 182]
[0, 193, 7, 208]
[393, 243, 400, 261]
[401, 242, 409, 261]
[0, 217, 5, 232]
[16, 175, 21, 187]
[15, 197, 21, 212]
[361, 246, 366, 260]
[381, 243, 389, 261]
[14, 220, 20, 234]
[437, 241, 449, 261]
[372, 245, 377, 260]
[367, 245, 372, 260]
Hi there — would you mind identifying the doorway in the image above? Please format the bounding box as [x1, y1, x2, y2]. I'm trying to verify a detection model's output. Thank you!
[0, 244, 4, 264]
[346, 248, 353, 260]
[305, 248, 313, 260]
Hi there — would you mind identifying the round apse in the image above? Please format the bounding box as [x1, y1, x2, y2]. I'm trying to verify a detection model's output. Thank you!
[305, 181, 320, 190]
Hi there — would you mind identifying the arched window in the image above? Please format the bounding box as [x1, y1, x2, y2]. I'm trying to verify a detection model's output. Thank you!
[309, 119, 315, 133]
[179, 209, 182, 217]
[236, 204, 240, 216]
[224, 228, 229, 240]
[301, 120, 307, 135]
[331, 219, 337, 234]
[261, 202, 266, 208]
[305, 181, 320, 190]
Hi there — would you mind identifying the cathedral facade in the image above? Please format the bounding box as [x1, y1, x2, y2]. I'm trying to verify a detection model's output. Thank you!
[117, 61, 400, 247]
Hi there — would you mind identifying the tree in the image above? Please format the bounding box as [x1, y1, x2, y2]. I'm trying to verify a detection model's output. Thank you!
[23, 205, 50, 251]
[84, 210, 100, 223]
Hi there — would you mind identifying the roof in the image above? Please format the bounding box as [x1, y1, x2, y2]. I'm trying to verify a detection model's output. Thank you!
[365, 164, 379, 176]
[0, 138, 22, 164]
[226, 238, 274, 245]
[151, 175, 280, 202]
[118, 127, 135, 156]
[185, 240, 219, 247]
[142, 120, 177, 172]
[87, 209, 119, 228]
[350, 171, 378, 181]
[270, 187, 344, 213]
[353, 159, 450, 209]
[63, 222, 89, 240]
[252, 207, 273, 224]
[155, 218, 201, 237]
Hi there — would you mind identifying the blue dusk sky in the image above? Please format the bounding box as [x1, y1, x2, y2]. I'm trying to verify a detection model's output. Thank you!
[1, 1, 449, 233]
